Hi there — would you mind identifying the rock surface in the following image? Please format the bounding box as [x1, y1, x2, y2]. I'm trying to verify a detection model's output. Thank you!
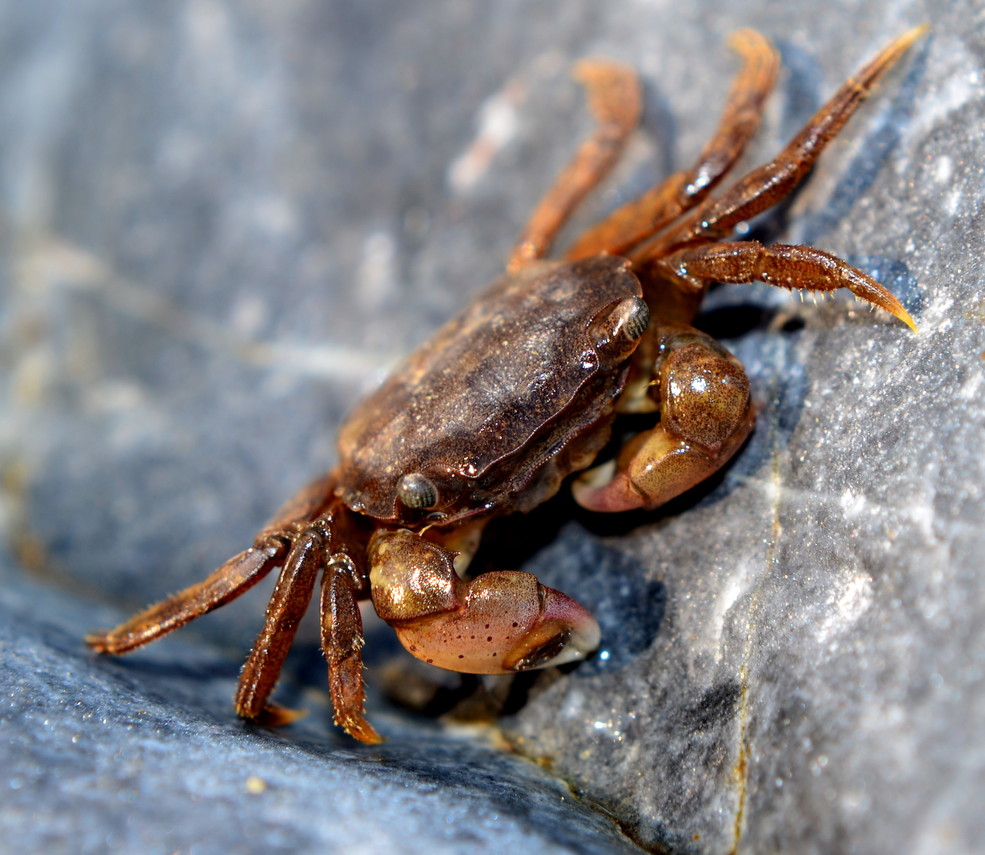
[2, 1, 984, 853]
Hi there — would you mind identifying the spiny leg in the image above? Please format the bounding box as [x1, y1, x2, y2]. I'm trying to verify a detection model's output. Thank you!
[565, 29, 779, 261]
[87, 538, 289, 655]
[507, 60, 641, 272]
[234, 520, 327, 724]
[321, 555, 382, 745]
[639, 26, 926, 260]
[661, 241, 916, 330]
[575, 324, 754, 513]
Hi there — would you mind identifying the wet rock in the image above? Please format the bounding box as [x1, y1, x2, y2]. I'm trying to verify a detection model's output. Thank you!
[2, 1, 983, 853]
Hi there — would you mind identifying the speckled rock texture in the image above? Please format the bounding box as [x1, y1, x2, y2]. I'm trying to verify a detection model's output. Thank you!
[2, 1, 983, 853]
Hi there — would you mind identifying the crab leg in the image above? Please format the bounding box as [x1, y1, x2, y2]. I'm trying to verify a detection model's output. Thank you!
[369, 531, 600, 674]
[565, 29, 780, 261]
[234, 522, 325, 724]
[321, 555, 382, 745]
[86, 539, 289, 655]
[88, 471, 343, 657]
[642, 26, 926, 259]
[661, 241, 917, 330]
[508, 59, 642, 272]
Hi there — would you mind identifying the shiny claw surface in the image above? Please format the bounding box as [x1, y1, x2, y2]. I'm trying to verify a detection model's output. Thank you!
[369, 531, 600, 674]
[574, 325, 755, 512]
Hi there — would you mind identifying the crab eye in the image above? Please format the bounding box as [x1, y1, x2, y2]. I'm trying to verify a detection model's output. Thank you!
[591, 296, 649, 367]
[396, 473, 440, 509]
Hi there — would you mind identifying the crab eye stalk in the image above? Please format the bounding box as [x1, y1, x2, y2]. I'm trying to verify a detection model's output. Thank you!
[591, 295, 650, 367]
[396, 472, 440, 510]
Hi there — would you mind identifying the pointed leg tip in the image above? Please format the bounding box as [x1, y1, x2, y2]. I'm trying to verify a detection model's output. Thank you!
[879, 24, 929, 69]
[339, 716, 385, 745]
[870, 287, 918, 333]
[726, 28, 773, 54]
[897, 307, 919, 334]
[85, 632, 110, 653]
[902, 23, 931, 46]
[251, 703, 308, 727]
[572, 58, 626, 80]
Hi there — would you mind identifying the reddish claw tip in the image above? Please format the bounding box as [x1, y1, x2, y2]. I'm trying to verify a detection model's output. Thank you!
[506, 586, 601, 671]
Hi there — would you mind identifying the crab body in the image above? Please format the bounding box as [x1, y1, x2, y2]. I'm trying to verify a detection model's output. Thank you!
[89, 29, 921, 743]
[339, 256, 644, 523]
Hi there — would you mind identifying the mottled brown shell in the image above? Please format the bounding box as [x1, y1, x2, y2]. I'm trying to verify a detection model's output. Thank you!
[337, 256, 644, 522]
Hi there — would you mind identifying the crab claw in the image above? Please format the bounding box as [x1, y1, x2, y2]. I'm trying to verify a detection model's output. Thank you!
[574, 325, 755, 513]
[368, 530, 600, 674]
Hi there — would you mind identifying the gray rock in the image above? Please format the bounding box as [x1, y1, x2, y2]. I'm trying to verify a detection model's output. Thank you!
[2, 1, 983, 853]
[1, 565, 645, 855]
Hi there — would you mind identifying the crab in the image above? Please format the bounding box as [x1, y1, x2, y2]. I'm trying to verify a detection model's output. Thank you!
[88, 28, 922, 744]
